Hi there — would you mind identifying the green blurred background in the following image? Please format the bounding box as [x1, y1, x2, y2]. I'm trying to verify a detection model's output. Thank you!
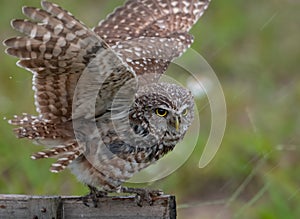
[0, 0, 299, 218]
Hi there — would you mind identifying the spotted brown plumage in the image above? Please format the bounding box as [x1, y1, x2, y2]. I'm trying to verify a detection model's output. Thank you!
[95, 0, 211, 75]
[4, 0, 210, 206]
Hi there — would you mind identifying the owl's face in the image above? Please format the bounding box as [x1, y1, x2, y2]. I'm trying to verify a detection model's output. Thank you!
[131, 83, 194, 146]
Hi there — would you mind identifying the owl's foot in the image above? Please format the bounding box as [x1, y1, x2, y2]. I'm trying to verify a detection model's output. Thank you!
[120, 186, 163, 207]
[82, 185, 108, 207]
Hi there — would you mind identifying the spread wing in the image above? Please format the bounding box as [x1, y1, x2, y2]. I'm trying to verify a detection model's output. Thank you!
[4, 0, 136, 123]
[4, 1, 137, 172]
[4, 0, 211, 172]
[94, 0, 211, 75]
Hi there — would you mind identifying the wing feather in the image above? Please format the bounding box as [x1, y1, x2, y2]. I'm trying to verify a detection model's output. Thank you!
[4, 0, 211, 172]
[4, 1, 135, 122]
[94, 0, 211, 75]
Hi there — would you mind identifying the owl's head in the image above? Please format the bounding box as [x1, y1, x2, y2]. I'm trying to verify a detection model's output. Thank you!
[130, 82, 194, 145]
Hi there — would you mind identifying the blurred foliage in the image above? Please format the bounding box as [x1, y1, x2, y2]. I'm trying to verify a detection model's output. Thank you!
[0, 0, 299, 218]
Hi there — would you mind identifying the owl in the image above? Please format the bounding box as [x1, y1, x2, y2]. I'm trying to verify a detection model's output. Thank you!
[4, 0, 210, 206]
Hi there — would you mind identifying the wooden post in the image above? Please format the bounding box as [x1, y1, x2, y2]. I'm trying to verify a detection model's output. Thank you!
[0, 194, 176, 219]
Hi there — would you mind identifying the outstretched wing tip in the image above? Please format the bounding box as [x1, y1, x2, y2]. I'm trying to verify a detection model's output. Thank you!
[22, 5, 30, 14]
[41, 0, 54, 9]
[50, 169, 59, 173]
[30, 155, 37, 160]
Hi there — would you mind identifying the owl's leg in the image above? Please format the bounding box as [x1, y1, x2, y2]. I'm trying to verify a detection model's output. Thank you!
[82, 185, 108, 207]
[120, 186, 163, 207]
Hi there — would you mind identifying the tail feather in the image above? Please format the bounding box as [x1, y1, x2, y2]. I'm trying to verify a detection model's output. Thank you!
[50, 149, 82, 173]
[31, 143, 79, 159]
[9, 113, 82, 173]
[9, 114, 47, 139]
[31, 141, 83, 173]
[8, 113, 73, 141]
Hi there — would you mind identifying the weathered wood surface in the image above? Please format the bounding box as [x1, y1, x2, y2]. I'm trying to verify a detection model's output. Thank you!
[0, 194, 176, 219]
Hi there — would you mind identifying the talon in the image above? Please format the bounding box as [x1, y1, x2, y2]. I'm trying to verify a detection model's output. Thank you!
[120, 187, 163, 206]
[147, 195, 154, 206]
[96, 191, 108, 198]
[81, 185, 107, 208]
[135, 194, 143, 207]
[91, 195, 99, 208]
[82, 196, 90, 207]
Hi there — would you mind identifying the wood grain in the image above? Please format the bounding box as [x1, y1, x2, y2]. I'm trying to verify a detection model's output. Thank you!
[0, 194, 176, 219]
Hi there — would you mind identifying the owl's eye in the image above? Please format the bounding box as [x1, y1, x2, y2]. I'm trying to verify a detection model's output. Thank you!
[182, 109, 189, 116]
[155, 108, 168, 117]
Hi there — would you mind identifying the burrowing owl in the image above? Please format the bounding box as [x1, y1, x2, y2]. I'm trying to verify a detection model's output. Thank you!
[4, 0, 210, 206]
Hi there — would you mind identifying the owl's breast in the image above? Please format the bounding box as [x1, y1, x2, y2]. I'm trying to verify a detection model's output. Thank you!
[69, 151, 151, 190]
[69, 112, 180, 190]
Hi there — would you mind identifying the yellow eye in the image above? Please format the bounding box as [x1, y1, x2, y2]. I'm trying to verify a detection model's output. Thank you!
[182, 109, 188, 116]
[155, 108, 168, 117]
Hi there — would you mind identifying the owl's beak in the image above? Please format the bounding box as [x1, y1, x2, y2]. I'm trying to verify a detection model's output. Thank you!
[169, 116, 180, 131]
[175, 116, 180, 131]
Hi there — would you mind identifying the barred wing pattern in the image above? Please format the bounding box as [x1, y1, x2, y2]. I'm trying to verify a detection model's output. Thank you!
[95, 0, 211, 75]
[95, 0, 210, 44]
[4, 1, 136, 171]
[4, 1, 135, 123]
[4, 0, 210, 172]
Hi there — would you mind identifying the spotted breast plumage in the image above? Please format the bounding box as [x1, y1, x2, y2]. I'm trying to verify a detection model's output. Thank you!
[4, 0, 210, 206]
